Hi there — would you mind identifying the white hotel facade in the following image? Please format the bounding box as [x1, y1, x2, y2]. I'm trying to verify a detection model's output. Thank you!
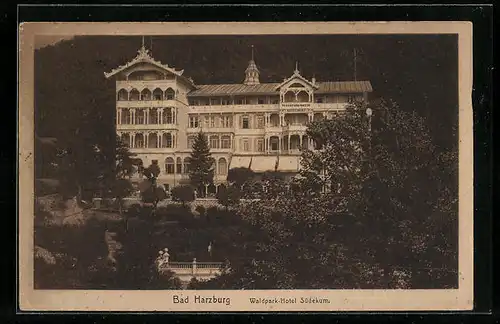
[105, 45, 373, 192]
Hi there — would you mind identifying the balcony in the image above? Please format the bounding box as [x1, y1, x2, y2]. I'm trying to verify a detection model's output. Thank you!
[117, 123, 178, 131]
[190, 104, 279, 112]
[280, 102, 348, 111]
[128, 147, 177, 154]
[284, 124, 308, 132]
[116, 99, 178, 108]
[186, 127, 234, 134]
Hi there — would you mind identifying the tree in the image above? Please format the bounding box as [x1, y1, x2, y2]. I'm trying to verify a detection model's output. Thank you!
[216, 185, 241, 210]
[115, 135, 138, 179]
[261, 171, 287, 199]
[171, 185, 195, 207]
[227, 167, 255, 189]
[188, 132, 214, 197]
[201, 99, 458, 289]
[139, 161, 167, 216]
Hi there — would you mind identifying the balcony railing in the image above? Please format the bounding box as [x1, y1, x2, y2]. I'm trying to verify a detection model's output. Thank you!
[116, 100, 178, 108]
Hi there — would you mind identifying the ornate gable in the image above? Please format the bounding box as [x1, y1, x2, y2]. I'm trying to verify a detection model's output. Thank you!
[274, 64, 319, 92]
[104, 46, 185, 79]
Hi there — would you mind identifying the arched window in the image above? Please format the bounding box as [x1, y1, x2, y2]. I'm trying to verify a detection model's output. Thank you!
[148, 133, 158, 148]
[221, 135, 231, 149]
[176, 157, 182, 174]
[149, 108, 158, 124]
[183, 157, 191, 173]
[218, 158, 227, 175]
[117, 89, 128, 101]
[129, 89, 140, 101]
[162, 133, 173, 148]
[165, 157, 175, 174]
[140, 89, 151, 101]
[163, 107, 173, 124]
[165, 88, 175, 100]
[210, 135, 219, 149]
[120, 133, 130, 147]
[135, 109, 145, 124]
[121, 109, 131, 124]
[134, 133, 144, 148]
[153, 88, 163, 100]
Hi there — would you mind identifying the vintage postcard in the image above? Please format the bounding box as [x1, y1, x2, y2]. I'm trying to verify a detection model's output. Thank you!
[18, 21, 473, 312]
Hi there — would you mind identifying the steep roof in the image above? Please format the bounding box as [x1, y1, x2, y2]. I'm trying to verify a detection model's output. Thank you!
[104, 46, 194, 87]
[187, 80, 373, 97]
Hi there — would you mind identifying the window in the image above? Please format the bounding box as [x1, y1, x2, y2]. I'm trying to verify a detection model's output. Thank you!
[135, 134, 144, 148]
[117, 89, 128, 101]
[165, 88, 175, 100]
[189, 116, 199, 128]
[153, 88, 163, 100]
[135, 109, 145, 124]
[184, 157, 191, 173]
[272, 99, 279, 104]
[210, 98, 219, 105]
[176, 157, 182, 174]
[191, 100, 199, 106]
[258, 98, 265, 104]
[148, 133, 158, 148]
[141, 89, 151, 101]
[152, 159, 158, 165]
[242, 138, 250, 152]
[316, 97, 324, 103]
[221, 135, 231, 149]
[164, 108, 173, 124]
[271, 140, 278, 151]
[221, 98, 231, 105]
[256, 115, 264, 128]
[236, 98, 245, 105]
[210, 116, 217, 128]
[222, 115, 232, 128]
[347, 95, 354, 103]
[210, 136, 219, 149]
[218, 158, 227, 175]
[149, 108, 158, 124]
[129, 89, 140, 101]
[256, 139, 264, 152]
[165, 157, 174, 174]
[162, 133, 173, 148]
[121, 109, 131, 124]
[242, 116, 249, 129]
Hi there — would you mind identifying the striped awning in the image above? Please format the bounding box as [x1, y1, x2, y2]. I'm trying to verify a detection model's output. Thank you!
[277, 156, 301, 172]
[229, 156, 252, 169]
[249, 156, 278, 173]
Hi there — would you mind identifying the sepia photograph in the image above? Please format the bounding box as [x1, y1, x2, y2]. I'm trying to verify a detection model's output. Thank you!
[18, 22, 473, 312]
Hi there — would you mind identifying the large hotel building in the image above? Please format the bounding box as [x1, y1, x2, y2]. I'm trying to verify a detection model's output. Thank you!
[105, 45, 373, 193]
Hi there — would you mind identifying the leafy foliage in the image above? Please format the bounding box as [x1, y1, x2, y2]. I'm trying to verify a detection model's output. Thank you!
[227, 167, 255, 188]
[216, 185, 241, 210]
[139, 162, 167, 211]
[171, 185, 195, 206]
[188, 132, 214, 196]
[196, 99, 458, 289]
